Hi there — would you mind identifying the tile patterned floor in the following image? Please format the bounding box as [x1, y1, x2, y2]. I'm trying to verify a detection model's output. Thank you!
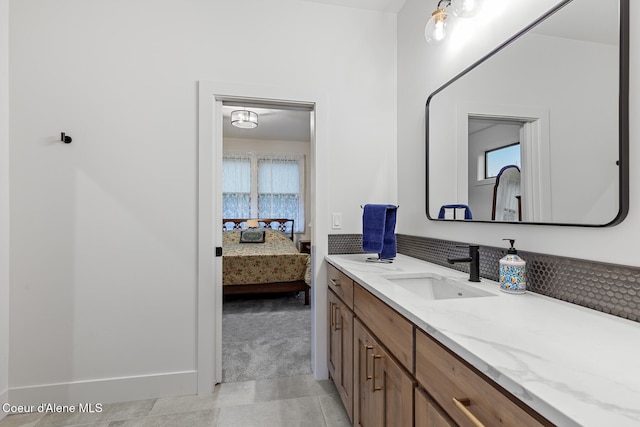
[0, 375, 351, 427]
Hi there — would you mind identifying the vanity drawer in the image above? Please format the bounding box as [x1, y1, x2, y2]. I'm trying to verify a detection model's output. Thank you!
[354, 283, 413, 372]
[415, 330, 551, 427]
[328, 264, 354, 309]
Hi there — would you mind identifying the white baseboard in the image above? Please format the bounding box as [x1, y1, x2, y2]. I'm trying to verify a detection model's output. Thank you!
[0, 388, 8, 421]
[8, 371, 197, 407]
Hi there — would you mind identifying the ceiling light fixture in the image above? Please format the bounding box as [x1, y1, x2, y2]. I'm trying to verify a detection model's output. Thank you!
[425, 0, 480, 45]
[231, 110, 258, 129]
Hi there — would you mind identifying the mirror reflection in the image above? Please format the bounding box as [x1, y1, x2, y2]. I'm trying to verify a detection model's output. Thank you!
[426, 0, 628, 225]
[492, 165, 521, 222]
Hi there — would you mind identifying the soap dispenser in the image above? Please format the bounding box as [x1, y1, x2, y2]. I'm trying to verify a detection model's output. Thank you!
[499, 239, 526, 294]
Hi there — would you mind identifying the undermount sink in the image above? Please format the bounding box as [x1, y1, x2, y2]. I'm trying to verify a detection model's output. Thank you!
[382, 273, 495, 300]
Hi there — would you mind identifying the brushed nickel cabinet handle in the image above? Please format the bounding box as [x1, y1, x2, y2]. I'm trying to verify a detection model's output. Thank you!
[334, 306, 341, 331]
[453, 397, 485, 427]
[371, 354, 382, 392]
[330, 278, 341, 287]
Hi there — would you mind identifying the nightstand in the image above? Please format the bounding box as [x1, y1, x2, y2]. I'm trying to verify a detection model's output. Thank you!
[298, 240, 311, 254]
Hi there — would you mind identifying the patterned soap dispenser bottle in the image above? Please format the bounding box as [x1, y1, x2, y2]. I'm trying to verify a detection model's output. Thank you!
[499, 239, 526, 294]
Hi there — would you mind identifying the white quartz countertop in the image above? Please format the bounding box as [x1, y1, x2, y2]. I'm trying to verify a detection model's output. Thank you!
[325, 254, 640, 427]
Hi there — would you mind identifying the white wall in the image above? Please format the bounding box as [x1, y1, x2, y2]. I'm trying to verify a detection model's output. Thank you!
[223, 137, 312, 242]
[0, 0, 9, 418]
[8, 0, 397, 404]
[397, 0, 637, 265]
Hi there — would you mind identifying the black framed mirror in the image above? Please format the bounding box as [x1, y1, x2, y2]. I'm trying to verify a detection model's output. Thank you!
[426, 0, 629, 226]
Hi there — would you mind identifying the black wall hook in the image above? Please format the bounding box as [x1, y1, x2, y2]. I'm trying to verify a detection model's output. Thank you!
[61, 132, 72, 144]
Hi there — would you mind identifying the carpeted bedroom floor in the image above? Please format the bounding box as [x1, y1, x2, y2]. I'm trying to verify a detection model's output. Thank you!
[222, 291, 312, 383]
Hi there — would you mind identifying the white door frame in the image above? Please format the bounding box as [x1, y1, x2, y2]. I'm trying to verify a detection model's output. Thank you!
[197, 81, 329, 392]
[457, 103, 552, 222]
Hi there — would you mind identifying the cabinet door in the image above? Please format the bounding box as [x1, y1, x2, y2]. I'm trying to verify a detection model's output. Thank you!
[328, 290, 354, 421]
[328, 291, 340, 381]
[354, 319, 381, 427]
[354, 320, 414, 427]
[336, 293, 354, 421]
[415, 387, 456, 427]
[377, 343, 414, 427]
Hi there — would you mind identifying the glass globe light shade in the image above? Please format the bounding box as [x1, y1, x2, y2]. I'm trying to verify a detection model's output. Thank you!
[425, 8, 448, 45]
[450, 0, 480, 18]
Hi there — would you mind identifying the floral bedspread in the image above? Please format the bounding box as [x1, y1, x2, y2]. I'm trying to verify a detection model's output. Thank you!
[222, 229, 311, 286]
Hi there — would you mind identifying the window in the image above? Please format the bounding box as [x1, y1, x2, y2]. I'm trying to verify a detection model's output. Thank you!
[223, 153, 305, 233]
[485, 143, 520, 179]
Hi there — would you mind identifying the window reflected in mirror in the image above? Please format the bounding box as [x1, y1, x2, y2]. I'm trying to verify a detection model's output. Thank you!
[485, 143, 520, 179]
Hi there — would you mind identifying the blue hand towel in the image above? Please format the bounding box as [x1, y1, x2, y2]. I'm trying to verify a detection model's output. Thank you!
[381, 206, 397, 259]
[362, 204, 387, 252]
[362, 204, 397, 259]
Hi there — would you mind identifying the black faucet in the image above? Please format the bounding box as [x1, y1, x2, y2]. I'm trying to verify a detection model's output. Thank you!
[447, 245, 480, 282]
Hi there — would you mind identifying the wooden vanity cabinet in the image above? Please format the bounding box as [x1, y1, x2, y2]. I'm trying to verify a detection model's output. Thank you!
[326, 261, 552, 427]
[327, 265, 355, 421]
[353, 318, 414, 427]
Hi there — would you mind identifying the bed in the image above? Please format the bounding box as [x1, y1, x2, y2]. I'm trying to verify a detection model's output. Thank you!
[222, 218, 310, 305]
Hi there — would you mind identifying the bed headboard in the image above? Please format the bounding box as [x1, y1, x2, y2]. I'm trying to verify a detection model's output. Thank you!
[222, 218, 295, 240]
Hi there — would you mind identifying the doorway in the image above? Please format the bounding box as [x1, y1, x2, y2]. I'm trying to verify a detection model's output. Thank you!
[220, 101, 313, 382]
[197, 82, 330, 394]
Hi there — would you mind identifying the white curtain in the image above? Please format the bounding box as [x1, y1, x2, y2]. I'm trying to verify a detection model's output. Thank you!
[257, 154, 304, 233]
[222, 154, 251, 219]
[222, 152, 305, 233]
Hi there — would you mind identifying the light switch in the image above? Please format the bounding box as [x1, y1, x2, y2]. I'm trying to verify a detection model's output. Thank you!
[332, 213, 342, 229]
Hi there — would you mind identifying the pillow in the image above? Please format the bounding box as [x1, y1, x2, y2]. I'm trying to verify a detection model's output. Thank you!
[239, 229, 265, 243]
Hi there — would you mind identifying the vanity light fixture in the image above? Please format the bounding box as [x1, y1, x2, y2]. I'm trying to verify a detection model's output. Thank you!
[449, 0, 480, 17]
[231, 109, 258, 129]
[425, 0, 480, 45]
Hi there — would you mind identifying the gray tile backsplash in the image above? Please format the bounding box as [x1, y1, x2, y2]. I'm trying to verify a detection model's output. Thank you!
[328, 233, 640, 322]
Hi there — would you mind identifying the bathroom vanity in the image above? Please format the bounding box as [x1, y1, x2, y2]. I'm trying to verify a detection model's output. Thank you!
[326, 254, 640, 427]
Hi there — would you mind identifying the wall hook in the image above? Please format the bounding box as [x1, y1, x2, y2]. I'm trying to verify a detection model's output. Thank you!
[61, 132, 72, 144]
